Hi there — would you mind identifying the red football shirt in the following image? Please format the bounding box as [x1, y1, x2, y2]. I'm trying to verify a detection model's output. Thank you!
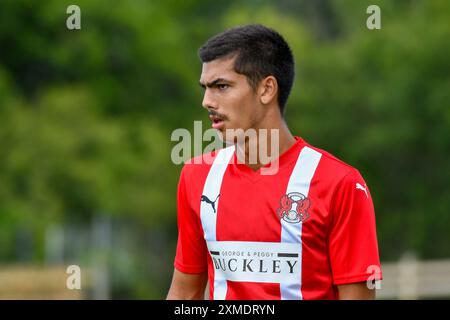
[174, 136, 382, 300]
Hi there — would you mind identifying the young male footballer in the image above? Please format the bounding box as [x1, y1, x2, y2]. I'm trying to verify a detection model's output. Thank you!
[167, 24, 382, 300]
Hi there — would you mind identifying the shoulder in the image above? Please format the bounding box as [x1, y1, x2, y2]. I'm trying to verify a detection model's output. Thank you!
[302, 142, 374, 216]
[177, 147, 235, 208]
[180, 146, 234, 182]
[300, 141, 369, 196]
[304, 142, 359, 179]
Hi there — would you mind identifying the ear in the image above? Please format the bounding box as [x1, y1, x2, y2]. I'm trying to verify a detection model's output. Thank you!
[259, 76, 278, 105]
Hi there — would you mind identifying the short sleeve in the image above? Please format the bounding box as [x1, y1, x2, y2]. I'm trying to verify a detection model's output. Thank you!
[174, 166, 208, 274]
[328, 169, 382, 285]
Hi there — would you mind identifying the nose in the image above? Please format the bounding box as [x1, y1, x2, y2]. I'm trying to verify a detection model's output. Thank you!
[202, 89, 217, 110]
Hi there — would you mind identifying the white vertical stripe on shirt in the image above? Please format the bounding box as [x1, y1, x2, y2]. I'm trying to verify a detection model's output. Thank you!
[200, 145, 235, 300]
[280, 146, 322, 300]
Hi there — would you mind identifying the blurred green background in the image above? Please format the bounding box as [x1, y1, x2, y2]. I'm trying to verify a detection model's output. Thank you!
[0, 0, 449, 299]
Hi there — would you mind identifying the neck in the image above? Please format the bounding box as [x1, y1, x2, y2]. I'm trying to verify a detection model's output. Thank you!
[235, 111, 296, 171]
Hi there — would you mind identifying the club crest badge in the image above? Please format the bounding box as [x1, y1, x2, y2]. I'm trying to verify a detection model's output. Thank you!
[276, 192, 311, 223]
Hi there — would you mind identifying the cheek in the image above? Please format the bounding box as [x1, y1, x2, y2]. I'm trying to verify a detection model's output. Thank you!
[223, 87, 257, 127]
[231, 92, 256, 117]
[242, 99, 261, 125]
[231, 103, 253, 128]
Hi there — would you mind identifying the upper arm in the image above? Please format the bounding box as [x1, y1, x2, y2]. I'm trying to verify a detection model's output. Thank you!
[328, 169, 382, 286]
[174, 166, 208, 273]
[337, 282, 375, 300]
[166, 268, 208, 300]
[169, 166, 208, 300]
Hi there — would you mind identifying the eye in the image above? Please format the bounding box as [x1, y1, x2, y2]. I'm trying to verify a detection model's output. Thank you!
[217, 83, 229, 90]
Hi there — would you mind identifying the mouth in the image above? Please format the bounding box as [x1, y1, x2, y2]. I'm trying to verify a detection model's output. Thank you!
[209, 114, 225, 130]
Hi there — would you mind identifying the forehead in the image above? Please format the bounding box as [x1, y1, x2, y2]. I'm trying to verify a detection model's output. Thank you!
[200, 56, 243, 83]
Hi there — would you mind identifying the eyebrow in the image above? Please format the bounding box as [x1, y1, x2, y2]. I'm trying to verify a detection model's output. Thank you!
[199, 78, 232, 88]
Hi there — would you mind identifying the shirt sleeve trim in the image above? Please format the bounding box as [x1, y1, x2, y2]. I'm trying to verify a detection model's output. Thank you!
[333, 272, 383, 285]
[174, 261, 207, 274]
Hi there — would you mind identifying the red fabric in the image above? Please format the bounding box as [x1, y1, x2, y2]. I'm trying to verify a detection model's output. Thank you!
[174, 137, 382, 299]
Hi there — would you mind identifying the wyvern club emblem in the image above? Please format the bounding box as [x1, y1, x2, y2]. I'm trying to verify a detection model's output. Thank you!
[276, 192, 311, 224]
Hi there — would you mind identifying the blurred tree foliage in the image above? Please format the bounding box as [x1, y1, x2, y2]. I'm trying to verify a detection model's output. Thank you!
[0, 0, 449, 298]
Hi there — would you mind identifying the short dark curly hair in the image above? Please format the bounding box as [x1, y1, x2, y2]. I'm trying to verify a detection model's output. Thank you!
[198, 24, 295, 114]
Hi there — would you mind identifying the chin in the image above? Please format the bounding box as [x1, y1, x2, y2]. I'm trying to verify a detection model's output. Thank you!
[216, 130, 235, 146]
